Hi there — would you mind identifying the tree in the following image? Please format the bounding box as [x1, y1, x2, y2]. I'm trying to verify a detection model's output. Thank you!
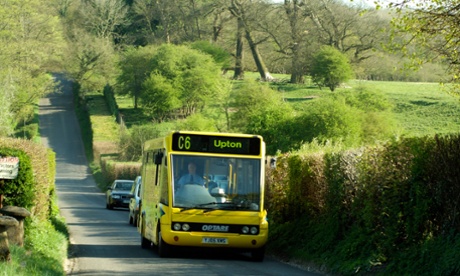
[0, 0, 64, 137]
[73, 0, 129, 41]
[229, 0, 274, 81]
[64, 27, 117, 97]
[386, 0, 460, 95]
[231, 80, 295, 154]
[136, 44, 228, 119]
[141, 72, 181, 122]
[311, 46, 354, 91]
[295, 96, 363, 147]
[189, 40, 232, 71]
[130, 0, 214, 44]
[116, 45, 157, 108]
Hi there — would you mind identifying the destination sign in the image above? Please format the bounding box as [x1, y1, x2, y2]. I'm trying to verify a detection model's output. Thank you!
[172, 133, 261, 155]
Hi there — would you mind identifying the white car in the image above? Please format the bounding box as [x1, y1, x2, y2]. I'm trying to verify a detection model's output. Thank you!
[128, 176, 142, 226]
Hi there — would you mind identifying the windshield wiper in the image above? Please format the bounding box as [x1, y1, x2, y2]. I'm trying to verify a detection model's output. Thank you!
[178, 202, 247, 212]
[177, 202, 217, 212]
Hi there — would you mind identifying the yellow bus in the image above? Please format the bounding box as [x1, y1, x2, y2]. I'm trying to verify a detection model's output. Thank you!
[137, 131, 268, 261]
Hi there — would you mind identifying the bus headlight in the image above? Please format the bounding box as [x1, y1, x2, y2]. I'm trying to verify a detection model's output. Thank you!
[173, 223, 182, 231]
[242, 226, 249, 234]
[250, 227, 258, 235]
[182, 224, 190, 231]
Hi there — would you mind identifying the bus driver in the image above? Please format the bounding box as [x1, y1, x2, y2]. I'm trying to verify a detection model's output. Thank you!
[177, 162, 205, 188]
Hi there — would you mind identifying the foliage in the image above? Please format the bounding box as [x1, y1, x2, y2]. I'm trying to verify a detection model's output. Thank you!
[118, 44, 229, 121]
[294, 96, 364, 147]
[311, 46, 354, 91]
[0, 148, 35, 209]
[266, 134, 460, 275]
[116, 45, 157, 108]
[189, 40, 232, 70]
[0, 0, 64, 137]
[75, 0, 128, 40]
[140, 72, 182, 121]
[14, 123, 39, 140]
[100, 157, 140, 188]
[103, 84, 120, 120]
[0, 138, 56, 220]
[64, 27, 117, 98]
[0, 212, 68, 276]
[118, 122, 176, 161]
[231, 80, 295, 154]
[387, 0, 460, 96]
[279, 86, 400, 150]
[175, 113, 219, 132]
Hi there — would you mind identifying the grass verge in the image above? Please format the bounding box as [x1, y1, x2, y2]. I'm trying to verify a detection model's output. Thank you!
[0, 215, 68, 276]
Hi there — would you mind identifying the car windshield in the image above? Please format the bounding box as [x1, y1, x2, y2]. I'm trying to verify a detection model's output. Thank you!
[114, 181, 133, 191]
[172, 155, 261, 211]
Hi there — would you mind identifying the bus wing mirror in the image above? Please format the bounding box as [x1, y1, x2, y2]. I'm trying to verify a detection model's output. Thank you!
[154, 152, 163, 165]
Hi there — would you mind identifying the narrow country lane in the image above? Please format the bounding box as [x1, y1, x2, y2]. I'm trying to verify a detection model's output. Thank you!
[38, 73, 321, 275]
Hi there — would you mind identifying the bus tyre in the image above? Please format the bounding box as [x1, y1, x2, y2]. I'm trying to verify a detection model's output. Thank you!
[141, 234, 150, 249]
[158, 231, 172, 258]
[251, 246, 265, 262]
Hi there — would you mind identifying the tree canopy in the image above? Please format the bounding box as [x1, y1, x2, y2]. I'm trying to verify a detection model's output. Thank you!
[311, 46, 354, 91]
[387, 0, 460, 94]
[118, 44, 229, 122]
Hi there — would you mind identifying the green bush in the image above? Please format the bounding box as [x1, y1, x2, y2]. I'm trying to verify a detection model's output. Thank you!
[0, 148, 35, 209]
[311, 46, 354, 91]
[231, 80, 295, 154]
[175, 113, 219, 132]
[103, 84, 119, 121]
[100, 156, 141, 187]
[266, 134, 460, 275]
[118, 122, 177, 161]
[295, 96, 363, 147]
[14, 123, 39, 140]
[189, 40, 232, 70]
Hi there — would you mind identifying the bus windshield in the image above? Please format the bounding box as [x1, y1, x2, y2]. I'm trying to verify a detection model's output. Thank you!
[172, 155, 261, 211]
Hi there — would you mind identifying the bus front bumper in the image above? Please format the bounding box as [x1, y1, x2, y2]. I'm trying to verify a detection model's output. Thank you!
[162, 229, 268, 249]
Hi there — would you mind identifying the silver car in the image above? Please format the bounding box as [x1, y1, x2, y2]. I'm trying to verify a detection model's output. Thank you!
[129, 176, 142, 226]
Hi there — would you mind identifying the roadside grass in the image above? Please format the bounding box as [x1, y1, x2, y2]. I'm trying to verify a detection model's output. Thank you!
[0, 216, 68, 276]
[86, 93, 119, 142]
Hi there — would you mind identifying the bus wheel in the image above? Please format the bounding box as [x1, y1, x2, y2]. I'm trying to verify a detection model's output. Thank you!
[251, 246, 265, 262]
[141, 235, 150, 249]
[158, 231, 172, 257]
[140, 223, 150, 249]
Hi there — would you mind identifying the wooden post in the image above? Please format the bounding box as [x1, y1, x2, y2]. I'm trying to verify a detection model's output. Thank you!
[0, 216, 18, 262]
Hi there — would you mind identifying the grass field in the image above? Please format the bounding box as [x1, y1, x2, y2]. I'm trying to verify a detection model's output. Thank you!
[116, 77, 459, 138]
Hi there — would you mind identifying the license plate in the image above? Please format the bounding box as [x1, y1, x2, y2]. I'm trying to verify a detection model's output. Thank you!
[123, 200, 130, 204]
[202, 237, 228, 244]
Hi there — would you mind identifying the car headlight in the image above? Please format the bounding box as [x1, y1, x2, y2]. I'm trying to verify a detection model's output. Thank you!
[112, 195, 121, 199]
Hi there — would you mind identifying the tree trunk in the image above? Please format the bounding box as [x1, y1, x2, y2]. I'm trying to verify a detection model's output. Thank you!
[290, 42, 304, 83]
[245, 30, 273, 81]
[285, 0, 305, 84]
[233, 17, 245, 80]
